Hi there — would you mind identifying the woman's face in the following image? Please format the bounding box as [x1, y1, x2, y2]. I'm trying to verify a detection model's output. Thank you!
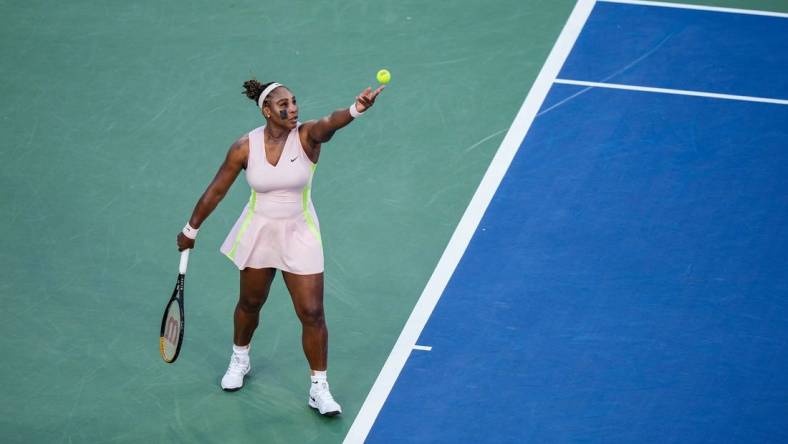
[264, 87, 298, 129]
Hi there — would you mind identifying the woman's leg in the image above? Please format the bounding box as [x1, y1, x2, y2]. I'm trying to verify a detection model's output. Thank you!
[282, 270, 340, 415]
[222, 267, 276, 392]
[281, 271, 326, 370]
[234, 267, 277, 346]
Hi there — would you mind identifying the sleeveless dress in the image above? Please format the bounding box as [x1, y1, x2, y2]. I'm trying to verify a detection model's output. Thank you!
[219, 124, 323, 274]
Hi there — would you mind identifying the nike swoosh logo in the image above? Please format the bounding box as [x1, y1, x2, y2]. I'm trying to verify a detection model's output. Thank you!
[290, 157, 298, 162]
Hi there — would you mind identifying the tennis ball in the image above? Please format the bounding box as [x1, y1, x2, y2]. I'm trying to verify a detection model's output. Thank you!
[376, 69, 391, 85]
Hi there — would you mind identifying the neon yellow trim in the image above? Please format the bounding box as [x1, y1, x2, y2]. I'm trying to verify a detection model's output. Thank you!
[302, 164, 322, 245]
[227, 189, 257, 260]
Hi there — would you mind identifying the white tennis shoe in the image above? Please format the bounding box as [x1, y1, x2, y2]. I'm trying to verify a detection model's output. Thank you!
[309, 380, 342, 416]
[221, 353, 250, 391]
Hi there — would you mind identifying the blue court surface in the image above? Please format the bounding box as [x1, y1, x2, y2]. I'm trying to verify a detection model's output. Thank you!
[358, 1, 788, 442]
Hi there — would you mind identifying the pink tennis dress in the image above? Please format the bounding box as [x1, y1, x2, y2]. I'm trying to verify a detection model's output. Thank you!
[220, 124, 323, 274]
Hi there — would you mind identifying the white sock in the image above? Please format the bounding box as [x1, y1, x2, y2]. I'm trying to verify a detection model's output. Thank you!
[311, 370, 327, 384]
[233, 344, 250, 359]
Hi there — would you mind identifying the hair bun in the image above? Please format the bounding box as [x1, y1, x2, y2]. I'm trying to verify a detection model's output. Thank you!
[242, 79, 264, 101]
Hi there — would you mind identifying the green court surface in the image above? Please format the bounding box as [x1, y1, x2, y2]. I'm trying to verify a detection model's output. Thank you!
[1, 1, 786, 442]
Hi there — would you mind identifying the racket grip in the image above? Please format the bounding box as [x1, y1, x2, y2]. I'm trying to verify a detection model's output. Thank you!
[179, 249, 190, 275]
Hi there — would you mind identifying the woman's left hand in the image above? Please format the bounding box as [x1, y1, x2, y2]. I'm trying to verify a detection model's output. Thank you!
[355, 85, 385, 113]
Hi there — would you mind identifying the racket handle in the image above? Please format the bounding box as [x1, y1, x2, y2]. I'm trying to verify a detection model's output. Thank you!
[179, 249, 190, 275]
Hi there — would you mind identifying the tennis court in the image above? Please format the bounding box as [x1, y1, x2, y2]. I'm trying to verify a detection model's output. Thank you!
[1, 0, 787, 443]
[354, 1, 788, 442]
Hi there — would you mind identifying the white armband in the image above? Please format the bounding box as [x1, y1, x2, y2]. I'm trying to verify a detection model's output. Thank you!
[349, 103, 364, 118]
[182, 223, 199, 240]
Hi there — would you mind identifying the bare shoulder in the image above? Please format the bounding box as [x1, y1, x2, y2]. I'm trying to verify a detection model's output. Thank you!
[298, 121, 321, 163]
[223, 133, 250, 169]
[298, 119, 318, 140]
[229, 133, 250, 156]
[231, 133, 250, 152]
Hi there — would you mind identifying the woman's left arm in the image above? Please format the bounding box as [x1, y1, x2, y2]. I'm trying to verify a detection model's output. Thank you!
[300, 86, 385, 149]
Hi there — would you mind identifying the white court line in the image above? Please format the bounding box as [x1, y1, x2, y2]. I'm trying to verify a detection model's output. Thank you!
[600, 0, 788, 18]
[413, 345, 432, 352]
[342, 1, 598, 442]
[554, 79, 788, 105]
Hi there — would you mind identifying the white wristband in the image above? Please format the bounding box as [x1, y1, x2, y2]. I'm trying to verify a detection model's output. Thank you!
[182, 223, 199, 240]
[349, 103, 364, 118]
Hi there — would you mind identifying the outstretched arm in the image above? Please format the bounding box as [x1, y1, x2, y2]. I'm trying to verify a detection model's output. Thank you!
[301, 85, 385, 147]
[177, 135, 248, 251]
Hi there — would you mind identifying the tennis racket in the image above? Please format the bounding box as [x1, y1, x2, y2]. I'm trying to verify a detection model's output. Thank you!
[160, 250, 189, 363]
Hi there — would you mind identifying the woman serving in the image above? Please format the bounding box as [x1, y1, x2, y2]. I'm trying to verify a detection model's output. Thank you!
[176, 79, 384, 416]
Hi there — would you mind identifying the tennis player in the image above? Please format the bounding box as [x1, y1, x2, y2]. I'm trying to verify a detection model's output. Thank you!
[176, 79, 384, 416]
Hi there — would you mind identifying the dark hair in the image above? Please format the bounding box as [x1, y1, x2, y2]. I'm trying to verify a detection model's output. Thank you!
[242, 79, 275, 106]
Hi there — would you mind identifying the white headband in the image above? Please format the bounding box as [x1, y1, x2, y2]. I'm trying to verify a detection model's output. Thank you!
[257, 82, 283, 109]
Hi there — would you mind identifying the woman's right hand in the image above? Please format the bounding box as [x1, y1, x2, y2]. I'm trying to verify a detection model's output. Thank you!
[354, 85, 385, 113]
[177, 232, 195, 251]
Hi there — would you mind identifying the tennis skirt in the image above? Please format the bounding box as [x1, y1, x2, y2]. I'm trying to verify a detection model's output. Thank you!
[220, 191, 324, 275]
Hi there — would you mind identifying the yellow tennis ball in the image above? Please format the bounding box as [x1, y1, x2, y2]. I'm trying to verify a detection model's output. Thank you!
[376, 69, 391, 84]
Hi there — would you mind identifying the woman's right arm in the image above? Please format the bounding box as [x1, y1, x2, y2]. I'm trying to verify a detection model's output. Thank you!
[177, 135, 249, 251]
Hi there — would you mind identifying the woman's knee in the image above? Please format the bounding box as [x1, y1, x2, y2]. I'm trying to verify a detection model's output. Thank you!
[237, 293, 265, 314]
[297, 305, 325, 327]
[238, 268, 274, 313]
